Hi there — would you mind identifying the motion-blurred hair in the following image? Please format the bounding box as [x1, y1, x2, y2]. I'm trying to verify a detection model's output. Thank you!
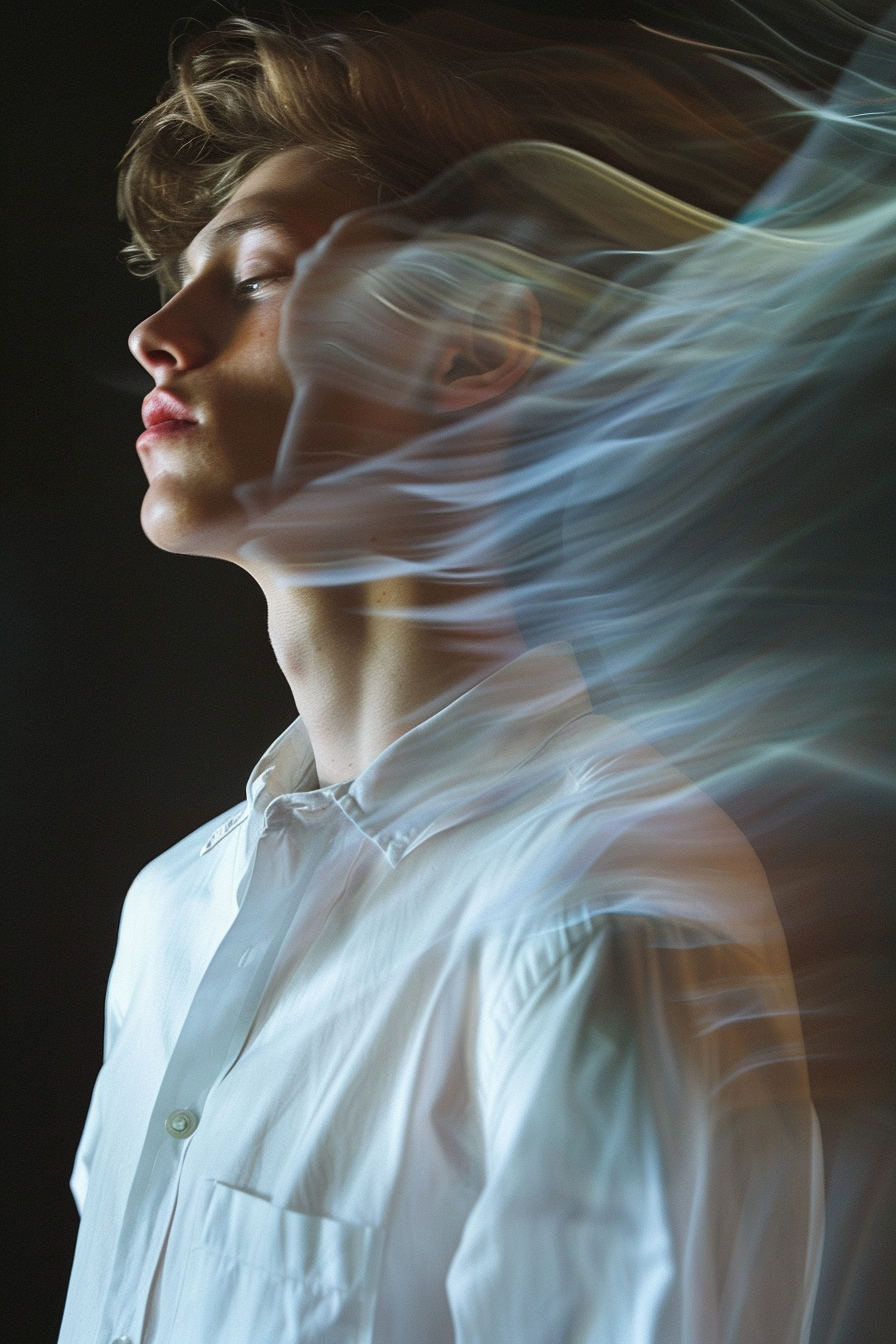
[118, 6, 795, 294]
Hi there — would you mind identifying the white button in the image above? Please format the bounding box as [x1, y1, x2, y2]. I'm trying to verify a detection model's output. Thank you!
[112, 1336, 133, 1343]
[165, 1108, 198, 1139]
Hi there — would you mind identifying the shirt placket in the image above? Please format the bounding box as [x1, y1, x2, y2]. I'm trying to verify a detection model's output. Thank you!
[96, 800, 342, 1344]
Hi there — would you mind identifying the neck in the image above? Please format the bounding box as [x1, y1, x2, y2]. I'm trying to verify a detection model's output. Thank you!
[255, 571, 527, 787]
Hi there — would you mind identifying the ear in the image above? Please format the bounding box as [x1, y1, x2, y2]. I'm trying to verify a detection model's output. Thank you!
[430, 284, 542, 412]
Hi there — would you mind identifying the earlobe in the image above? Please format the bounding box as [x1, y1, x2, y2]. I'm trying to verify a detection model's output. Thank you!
[432, 285, 541, 412]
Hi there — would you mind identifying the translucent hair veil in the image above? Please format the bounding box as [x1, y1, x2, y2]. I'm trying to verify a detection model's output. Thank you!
[239, 11, 894, 798]
[232, 9, 896, 1330]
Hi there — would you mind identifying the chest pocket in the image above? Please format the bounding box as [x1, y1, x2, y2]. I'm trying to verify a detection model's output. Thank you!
[171, 1180, 383, 1343]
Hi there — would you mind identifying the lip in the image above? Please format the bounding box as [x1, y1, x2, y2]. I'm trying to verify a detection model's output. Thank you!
[137, 390, 200, 458]
[141, 389, 199, 430]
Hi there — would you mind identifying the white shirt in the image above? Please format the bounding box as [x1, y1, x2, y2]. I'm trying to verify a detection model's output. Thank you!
[60, 643, 821, 1344]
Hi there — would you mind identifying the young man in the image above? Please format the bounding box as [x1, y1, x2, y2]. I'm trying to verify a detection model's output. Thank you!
[59, 14, 821, 1344]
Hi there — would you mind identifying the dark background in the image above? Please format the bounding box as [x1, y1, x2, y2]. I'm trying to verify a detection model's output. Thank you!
[4, 2, 893, 1339]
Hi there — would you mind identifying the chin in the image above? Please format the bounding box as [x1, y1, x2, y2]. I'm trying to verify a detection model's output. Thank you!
[140, 476, 249, 559]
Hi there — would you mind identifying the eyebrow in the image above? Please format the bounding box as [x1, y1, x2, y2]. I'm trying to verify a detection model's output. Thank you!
[178, 210, 299, 284]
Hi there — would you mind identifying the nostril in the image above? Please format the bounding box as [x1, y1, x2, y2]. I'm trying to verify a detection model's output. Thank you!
[148, 348, 178, 368]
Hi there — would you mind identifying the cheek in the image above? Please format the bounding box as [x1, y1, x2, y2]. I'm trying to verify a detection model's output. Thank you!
[216, 328, 296, 478]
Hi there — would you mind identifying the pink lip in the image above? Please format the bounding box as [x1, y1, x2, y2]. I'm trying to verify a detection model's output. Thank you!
[137, 390, 200, 457]
[141, 389, 198, 430]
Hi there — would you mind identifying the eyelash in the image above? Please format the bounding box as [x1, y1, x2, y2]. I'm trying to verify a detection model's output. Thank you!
[235, 273, 289, 298]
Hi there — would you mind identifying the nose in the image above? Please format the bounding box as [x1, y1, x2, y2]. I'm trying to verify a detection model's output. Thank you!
[128, 286, 217, 378]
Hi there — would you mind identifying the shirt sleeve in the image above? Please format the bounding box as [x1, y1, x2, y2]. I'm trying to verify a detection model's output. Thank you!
[446, 914, 823, 1344]
[69, 872, 148, 1214]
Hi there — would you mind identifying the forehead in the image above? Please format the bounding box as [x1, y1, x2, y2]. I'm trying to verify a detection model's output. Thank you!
[181, 148, 377, 279]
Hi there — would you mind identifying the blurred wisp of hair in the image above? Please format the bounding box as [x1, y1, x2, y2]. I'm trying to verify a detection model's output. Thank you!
[117, 6, 801, 296]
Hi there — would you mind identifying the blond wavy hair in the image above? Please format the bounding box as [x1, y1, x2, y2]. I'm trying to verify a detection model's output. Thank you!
[118, 9, 792, 293]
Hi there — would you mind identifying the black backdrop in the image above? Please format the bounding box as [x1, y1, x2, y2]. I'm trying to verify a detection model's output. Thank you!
[5, 3, 893, 1340]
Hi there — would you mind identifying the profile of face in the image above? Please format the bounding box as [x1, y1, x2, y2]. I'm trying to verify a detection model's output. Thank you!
[129, 149, 379, 557]
[126, 147, 540, 572]
[129, 146, 542, 571]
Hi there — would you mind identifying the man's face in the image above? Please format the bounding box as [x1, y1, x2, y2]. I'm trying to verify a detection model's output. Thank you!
[129, 148, 376, 557]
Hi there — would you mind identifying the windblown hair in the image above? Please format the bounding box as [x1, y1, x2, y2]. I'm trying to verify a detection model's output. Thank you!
[119, 8, 796, 292]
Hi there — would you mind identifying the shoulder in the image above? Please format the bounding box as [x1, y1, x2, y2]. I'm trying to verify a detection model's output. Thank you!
[121, 801, 246, 919]
[471, 709, 775, 944]
[475, 904, 808, 1135]
[106, 801, 246, 1021]
[467, 712, 795, 1055]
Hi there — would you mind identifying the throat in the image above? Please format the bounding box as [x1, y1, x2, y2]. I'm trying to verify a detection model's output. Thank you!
[261, 575, 526, 787]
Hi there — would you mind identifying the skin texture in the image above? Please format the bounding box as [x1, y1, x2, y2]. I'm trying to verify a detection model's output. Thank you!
[129, 148, 534, 785]
[130, 150, 377, 558]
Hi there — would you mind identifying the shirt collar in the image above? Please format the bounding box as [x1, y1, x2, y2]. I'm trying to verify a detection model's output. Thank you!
[245, 642, 594, 866]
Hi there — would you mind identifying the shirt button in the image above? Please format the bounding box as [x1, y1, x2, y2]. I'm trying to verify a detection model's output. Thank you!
[112, 1337, 133, 1343]
[165, 1108, 198, 1139]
